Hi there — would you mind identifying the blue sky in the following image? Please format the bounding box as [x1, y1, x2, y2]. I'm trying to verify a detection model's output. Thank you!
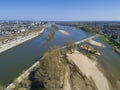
[0, 0, 120, 21]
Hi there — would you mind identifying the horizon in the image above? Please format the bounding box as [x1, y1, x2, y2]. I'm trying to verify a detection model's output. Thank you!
[1, 20, 120, 22]
[0, 0, 120, 21]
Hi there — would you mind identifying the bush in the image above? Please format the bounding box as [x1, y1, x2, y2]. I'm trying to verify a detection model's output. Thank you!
[66, 41, 76, 54]
[46, 25, 57, 41]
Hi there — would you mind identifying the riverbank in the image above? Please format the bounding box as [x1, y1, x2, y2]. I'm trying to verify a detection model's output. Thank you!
[0, 28, 45, 53]
[5, 58, 43, 90]
[97, 32, 120, 54]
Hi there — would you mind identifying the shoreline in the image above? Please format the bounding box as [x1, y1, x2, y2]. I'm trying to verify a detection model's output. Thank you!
[0, 28, 45, 53]
[5, 56, 44, 90]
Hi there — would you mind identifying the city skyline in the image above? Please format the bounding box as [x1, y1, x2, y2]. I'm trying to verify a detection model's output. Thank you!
[0, 0, 120, 21]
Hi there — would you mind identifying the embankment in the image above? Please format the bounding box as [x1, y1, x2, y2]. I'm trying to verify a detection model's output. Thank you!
[5, 56, 44, 90]
[0, 28, 45, 53]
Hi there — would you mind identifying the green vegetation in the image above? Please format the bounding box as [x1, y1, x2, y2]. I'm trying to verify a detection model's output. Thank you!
[46, 25, 57, 41]
[28, 43, 76, 89]
[65, 41, 76, 54]
[29, 46, 66, 90]
[43, 47, 65, 79]
[114, 46, 120, 54]
[80, 25, 99, 33]
[77, 43, 98, 61]
[98, 32, 120, 54]
[103, 24, 120, 30]
[57, 22, 100, 33]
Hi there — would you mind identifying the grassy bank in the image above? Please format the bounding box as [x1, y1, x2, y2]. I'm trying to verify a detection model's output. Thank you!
[97, 32, 120, 54]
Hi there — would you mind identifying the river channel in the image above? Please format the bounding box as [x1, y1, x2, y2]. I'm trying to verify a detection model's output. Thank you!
[0, 25, 90, 86]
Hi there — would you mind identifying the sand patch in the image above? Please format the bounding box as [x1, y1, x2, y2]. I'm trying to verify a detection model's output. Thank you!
[67, 50, 110, 90]
[88, 39, 106, 48]
[59, 30, 70, 35]
[63, 66, 71, 90]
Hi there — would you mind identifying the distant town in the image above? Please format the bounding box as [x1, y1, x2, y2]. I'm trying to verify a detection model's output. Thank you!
[101, 24, 120, 43]
[0, 20, 47, 36]
[0, 21, 47, 46]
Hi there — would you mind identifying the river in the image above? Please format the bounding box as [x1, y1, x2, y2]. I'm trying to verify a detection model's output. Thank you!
[93, 37, 120, 84]
[0, 25, 90, 86]
[1, 25, 120, 87]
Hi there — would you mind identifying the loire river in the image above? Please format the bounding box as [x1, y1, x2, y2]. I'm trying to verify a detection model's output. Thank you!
[1, 25, 120, 86]
[0, 25, 90, 86]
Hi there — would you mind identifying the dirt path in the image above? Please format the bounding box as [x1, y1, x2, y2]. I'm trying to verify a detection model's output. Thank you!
[63, 66, 71, 90]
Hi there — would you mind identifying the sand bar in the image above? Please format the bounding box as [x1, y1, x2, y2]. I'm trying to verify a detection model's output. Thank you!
[67, 50, 110, 90]
[59, 30, 70, 35]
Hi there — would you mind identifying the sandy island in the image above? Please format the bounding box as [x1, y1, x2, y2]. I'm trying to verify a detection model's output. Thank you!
[59, 30, 70, 35]
[87, 39, 106, 48]
[0, 28, 45, 53]
[67, 50, 110, 90]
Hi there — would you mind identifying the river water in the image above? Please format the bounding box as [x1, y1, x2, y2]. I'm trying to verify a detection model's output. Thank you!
[93, 38, 120, 83]
[0, 25, 120, 86]
[0, 25, 90, 86]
